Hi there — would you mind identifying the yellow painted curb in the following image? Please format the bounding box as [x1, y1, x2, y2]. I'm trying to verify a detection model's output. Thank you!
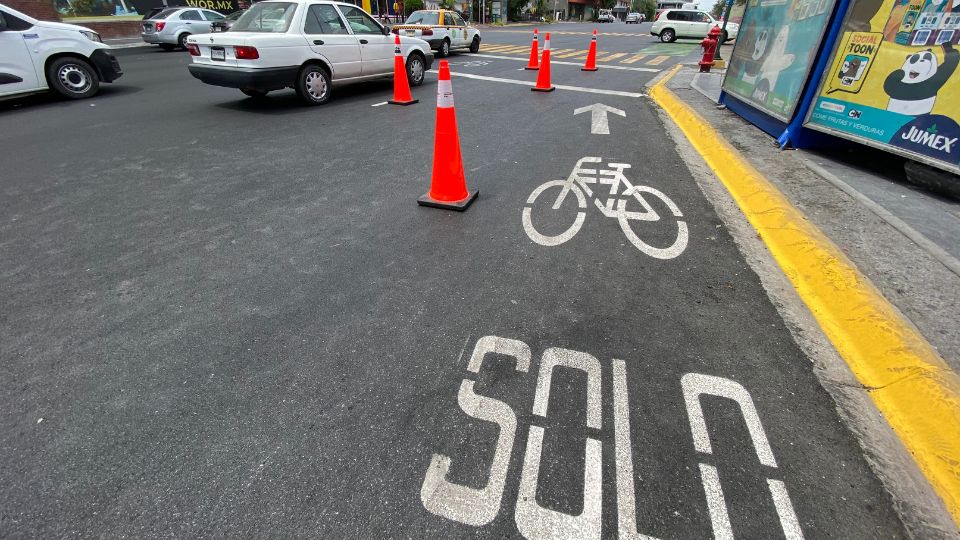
[650, 66, 960, 527]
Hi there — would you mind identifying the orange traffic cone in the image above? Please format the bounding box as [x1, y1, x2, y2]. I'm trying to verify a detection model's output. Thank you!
[417, 60, 478, 211]
[525, 28, 540, 70]
[582, 29, 598, 71]
[389, 34, 418, 105]
[531, 32, 555, 92]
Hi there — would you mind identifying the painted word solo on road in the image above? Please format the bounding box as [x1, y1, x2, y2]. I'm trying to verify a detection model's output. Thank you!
[419, 336, 804, 539]
[522, 157, 688, 259]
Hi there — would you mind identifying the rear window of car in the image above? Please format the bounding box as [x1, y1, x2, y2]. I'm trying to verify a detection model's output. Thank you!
[405, 11, 439, 25]
[151, 8, 180, 19]
[232, 2, 297, 32]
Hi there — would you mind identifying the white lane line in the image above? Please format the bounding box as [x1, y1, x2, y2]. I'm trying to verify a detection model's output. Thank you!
[371, 101, 388, 107]
[471, 53, 660, 73]
[427, 70, 646, 98]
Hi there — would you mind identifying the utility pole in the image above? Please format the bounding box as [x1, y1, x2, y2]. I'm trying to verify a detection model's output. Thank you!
[714, 0, 733, 61]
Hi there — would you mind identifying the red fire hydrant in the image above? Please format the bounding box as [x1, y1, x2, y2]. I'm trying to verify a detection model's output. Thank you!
[699, 26, 722, 73]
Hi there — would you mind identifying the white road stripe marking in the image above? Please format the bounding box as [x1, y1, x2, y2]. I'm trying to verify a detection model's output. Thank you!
[699, 463, 734, 540]
[427, 70, 646, 98]
[371, 101, 388, 107]
[470, 53, 660, 72]
[768, 479, 805, 540]
[681, 373, 778, 468]
[612, 360, 661, 540]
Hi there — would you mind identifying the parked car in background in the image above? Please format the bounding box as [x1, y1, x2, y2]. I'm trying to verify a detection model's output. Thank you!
[186, 0, 434, 105]
[211, 10, 244, 32]
[625, 12, 642, 23]
[597, 9, 615, 22]
[650, 9, 738, 43]
[0, 1, 122, 100]
[392, 9, 480, 57]
[141, 7, 226, 50]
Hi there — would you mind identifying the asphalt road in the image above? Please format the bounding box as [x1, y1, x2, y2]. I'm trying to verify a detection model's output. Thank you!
[0, 23, 907, 537]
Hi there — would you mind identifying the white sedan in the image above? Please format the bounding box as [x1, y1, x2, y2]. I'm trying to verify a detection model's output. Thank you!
[391, 10, 480, 57]
[186, 0, 434, 105]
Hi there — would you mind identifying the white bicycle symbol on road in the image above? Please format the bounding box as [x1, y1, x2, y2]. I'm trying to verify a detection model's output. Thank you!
[522, 157, 689, 259]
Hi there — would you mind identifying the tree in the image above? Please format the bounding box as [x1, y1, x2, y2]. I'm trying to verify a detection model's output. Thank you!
[631, 0, 655, 18]
[710, 0, 723, 17]
[507, 0, 527, 19]
[405, 0, 423, 14]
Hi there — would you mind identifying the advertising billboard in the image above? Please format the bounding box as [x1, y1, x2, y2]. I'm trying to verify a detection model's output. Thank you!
[805, 0, 960, 172]
[723, 0, 840, 121]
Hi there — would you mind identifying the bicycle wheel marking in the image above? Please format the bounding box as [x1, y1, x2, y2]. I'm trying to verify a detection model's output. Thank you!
[522, 157, 689, 259]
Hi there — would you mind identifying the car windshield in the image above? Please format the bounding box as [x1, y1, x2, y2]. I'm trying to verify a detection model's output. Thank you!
[225, 10, 244, 20]
[232, 2, 297, 32]
[151, 8, 179, 19]
[405, 11, 439, 25]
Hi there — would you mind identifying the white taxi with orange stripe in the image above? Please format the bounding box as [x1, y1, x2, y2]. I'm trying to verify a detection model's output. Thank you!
[390, 9, 480, 57]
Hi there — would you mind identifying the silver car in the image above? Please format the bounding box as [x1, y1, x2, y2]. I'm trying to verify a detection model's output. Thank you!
[141, 8, 225, 50]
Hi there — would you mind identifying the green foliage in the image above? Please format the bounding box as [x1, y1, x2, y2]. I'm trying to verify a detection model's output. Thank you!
[710, 0, 723, 17]
[631, 0, 655, 18]
[438, 0, 455, 9]
[65, 0, 107, 17]
[508, 0, 526, 18]
[404, 0, 423, 12]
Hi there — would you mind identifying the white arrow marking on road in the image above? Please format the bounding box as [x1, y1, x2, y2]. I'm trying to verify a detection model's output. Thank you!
[574, 103, 626, 135]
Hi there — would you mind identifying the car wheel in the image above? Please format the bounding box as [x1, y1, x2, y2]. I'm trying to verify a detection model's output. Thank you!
[178, 33, 190, 49]
[241, 88, 269, 99]
[660, 28, 676, 42]
[46, 56, 99, 99]
[469, 36, 480, 53]
[295, 64, 331, 105]
[406, 53, 426, 87]
[159, 43, 175, 51]
[438, 39, 450, 57]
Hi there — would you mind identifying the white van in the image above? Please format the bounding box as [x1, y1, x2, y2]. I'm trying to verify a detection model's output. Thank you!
[0, 2, 123, 101]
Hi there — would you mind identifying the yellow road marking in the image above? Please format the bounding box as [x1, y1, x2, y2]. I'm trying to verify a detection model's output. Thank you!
[554, 49, 588, 58]
[482, 44, 515, 51]
[622, 54, 647, 63]
[647, 55, 670, 65]
[494, 45, 529, 53]
[650, 64, 960, 528]
[597, 52, 627, 62]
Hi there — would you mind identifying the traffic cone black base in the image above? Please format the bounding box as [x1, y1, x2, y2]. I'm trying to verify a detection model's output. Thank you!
[417, 190, 478, 211]
[388, 98, 419, 105]
[525, 66, 539, 71]
[581, 67, 598, 72]
[531, 86, 555, 92]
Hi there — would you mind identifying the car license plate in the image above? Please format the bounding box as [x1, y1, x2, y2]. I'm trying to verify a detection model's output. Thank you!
[406, 30, 415, 36]
[211, 47, 225, 61]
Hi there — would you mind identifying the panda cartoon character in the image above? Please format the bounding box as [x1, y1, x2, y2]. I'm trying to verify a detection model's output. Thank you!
[751, 26, 795, 102]
[884, 42, 958, 115]
[740, 28, 769, 84]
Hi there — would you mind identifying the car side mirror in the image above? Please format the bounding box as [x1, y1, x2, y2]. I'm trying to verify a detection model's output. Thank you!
[382, 25, 391, 35]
